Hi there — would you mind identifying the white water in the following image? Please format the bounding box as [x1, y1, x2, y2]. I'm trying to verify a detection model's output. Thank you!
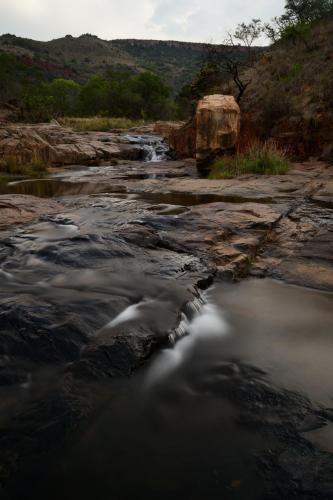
[145, 297, 229, 387]
[104, 299, 155, 329]
[124, 135, 170, 162]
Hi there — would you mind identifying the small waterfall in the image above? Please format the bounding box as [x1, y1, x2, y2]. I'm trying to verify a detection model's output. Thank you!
[145, 289, 229, 386]
[124, 134, 170, 162]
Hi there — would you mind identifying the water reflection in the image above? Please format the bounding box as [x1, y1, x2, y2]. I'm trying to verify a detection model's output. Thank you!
[0, 179, 119, 198]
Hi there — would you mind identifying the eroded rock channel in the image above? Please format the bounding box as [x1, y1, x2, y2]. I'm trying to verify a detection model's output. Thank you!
[0, 150, 333, 499]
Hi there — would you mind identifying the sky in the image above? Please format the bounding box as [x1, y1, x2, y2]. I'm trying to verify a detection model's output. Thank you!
[0, 0, 285, 42]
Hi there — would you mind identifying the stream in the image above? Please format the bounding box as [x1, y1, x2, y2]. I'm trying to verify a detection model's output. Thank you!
[1, 136, 333, 500]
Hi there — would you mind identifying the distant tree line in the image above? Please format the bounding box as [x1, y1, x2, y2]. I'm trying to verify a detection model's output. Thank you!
[0, 53, 178, 122]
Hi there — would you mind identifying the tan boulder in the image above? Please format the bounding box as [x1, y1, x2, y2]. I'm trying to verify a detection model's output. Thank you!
[196, 95, 240, 171]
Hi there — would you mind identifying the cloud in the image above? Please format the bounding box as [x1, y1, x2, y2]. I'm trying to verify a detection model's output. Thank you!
[0, 0, 285, 42]
[147, 0, 286, 42]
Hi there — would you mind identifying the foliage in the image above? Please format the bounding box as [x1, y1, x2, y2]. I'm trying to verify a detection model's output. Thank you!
[176, 64, 227, 118]
[201, 19, 264, 103]
[21, 78, 81, 121]
[2, 58, 178, 122]
[0, 52, 46, 104]
[265, 0, 333, 44]
[48, 79, 80, 116]
[284, 0, 333, 23]
[59, 116, 144, 131]
[209, 141, 290, 179]
[78, 75, 109, 115]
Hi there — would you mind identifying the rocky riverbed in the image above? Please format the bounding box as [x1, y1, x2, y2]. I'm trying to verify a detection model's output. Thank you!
[0, 145, 333, 499]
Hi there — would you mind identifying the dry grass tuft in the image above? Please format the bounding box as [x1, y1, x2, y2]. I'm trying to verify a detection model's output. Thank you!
[59, 116, 145, 131]
[209, 140, 290, 179]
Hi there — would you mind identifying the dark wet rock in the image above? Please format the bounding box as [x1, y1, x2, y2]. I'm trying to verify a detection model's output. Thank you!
[297, 413, 328, 432]
[192, 360, 333, 499]
[71, 331, 164, 380]
[0, 297, 91, 363]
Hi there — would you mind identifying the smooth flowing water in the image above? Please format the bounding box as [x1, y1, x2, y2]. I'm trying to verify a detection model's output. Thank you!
[3, 276, 333, 500]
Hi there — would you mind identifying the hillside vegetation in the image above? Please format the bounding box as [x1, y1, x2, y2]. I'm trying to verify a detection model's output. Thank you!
[0, 34, 218, 93]
[0, 35, 239, 123]
[241, 18, 333, 158]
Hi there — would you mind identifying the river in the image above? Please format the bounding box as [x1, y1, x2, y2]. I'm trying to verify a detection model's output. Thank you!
[1, 136, 333, 500]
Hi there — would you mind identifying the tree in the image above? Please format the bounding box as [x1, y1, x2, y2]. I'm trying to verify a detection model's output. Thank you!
[78, 75, 109, 115]
[47, 79, 80, 116]
[283, 0, 333, 23]
[265, 0, 333, 44]
[21, 84, 56, 122]
[176, 64, 227, 118]
[130, 72, 171, 119]
[207, 19, 264, 103]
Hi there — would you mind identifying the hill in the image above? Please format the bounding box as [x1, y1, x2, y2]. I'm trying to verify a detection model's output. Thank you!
[241, 18, 333, 159]
[0, 33, 222, 93]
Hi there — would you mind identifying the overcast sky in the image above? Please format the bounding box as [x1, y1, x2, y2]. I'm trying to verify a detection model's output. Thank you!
[0, 0, 285, 42]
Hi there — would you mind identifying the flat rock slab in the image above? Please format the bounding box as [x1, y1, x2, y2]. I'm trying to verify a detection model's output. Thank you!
[120, 162, 327, 201]
[0, 194, 62, 228]
[109, 160, 333, 291]
[0, 123, 142, 166]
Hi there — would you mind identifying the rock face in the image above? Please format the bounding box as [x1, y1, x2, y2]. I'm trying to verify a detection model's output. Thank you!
[169, 95, 240, 171]
[0, 123, 142, 166]
[196, 95, 240, 171]
[169, 120, 196, 159]
[153, 121, 185, 140]
[117, 160, 333, 291]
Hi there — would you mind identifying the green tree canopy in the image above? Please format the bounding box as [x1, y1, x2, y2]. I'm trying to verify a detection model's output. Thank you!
[48, 79, 80, 116]
[78, 75, 109, 115]
[283, 0, 333, 23]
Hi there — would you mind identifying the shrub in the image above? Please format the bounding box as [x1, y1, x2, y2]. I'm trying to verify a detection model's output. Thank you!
[209, 141, 290, 179]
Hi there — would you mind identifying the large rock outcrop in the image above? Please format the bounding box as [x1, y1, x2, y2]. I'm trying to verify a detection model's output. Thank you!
[0, 123, 142, 166]
[196, 95, 240, 171]
[169, 95, 240, 172]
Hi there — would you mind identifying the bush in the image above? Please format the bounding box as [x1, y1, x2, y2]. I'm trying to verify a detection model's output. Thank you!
[279, 20, 312, 43]
[209, 141, 290, 179]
